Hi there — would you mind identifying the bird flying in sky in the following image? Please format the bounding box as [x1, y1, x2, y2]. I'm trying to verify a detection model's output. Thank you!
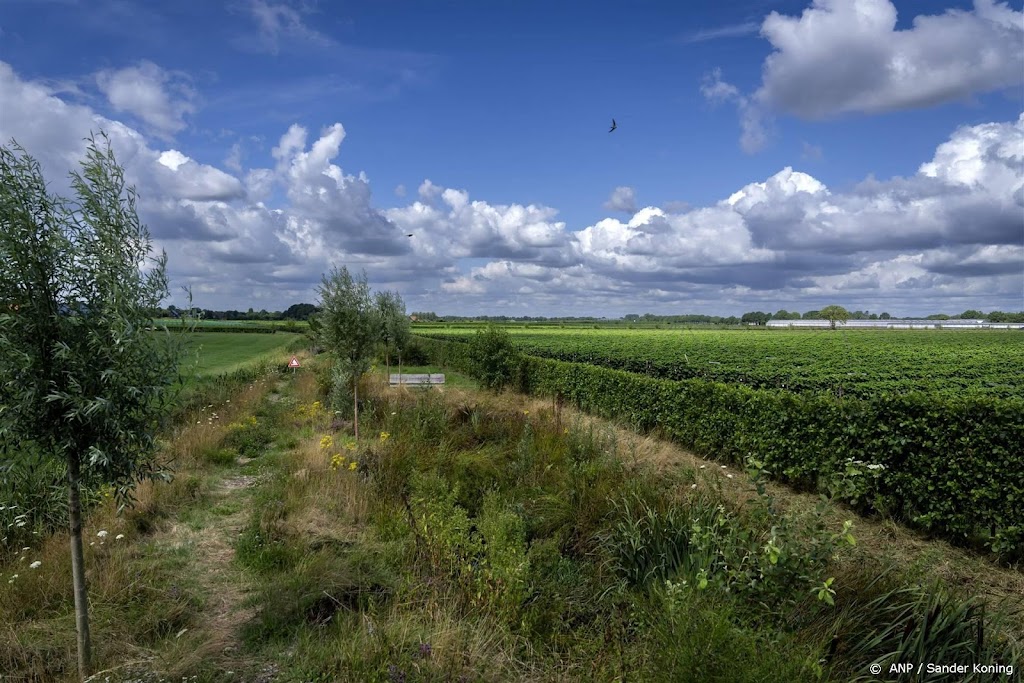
[609, 118, 617, 132]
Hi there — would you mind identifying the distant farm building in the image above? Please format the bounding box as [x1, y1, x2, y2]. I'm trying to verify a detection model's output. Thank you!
[765, 319, 1024, 330]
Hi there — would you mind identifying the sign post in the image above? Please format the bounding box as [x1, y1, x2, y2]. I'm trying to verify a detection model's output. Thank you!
[288, 356, 301, 374]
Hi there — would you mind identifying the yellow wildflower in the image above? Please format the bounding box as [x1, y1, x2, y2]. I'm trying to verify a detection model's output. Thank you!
[523, 410, 529, 415]
[345, 442, 357, 452]
[348, 461, 358, 471]
[379, 431, 390, 442]
[320, 435, 333, 450]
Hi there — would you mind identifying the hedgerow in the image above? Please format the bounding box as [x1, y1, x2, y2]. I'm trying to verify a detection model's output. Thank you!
[418, 336, 1024, 560]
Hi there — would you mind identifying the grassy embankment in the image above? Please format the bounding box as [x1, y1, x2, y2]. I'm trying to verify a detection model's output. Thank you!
[3, 351, 1020, 681]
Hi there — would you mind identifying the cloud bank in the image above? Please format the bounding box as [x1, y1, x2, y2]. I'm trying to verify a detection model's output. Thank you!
[1, 60, 1020, 316]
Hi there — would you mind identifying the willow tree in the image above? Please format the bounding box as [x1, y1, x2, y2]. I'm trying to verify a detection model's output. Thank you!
[0, 136, 189, 680]
[316, 266, 380, 440]
[375, 289, 410, 381]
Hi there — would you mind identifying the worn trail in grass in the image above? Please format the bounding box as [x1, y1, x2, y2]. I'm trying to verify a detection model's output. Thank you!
[94, 374, 292, 682]
[158, 472, 261, 674]
[140, 378, 297, 682]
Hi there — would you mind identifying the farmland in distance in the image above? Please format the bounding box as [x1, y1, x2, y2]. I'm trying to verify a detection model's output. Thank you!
[415, 327, 1024, 398]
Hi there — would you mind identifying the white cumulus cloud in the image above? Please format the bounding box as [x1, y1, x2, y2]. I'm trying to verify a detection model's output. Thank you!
[756, 0, 1024, 118]
[95, 61, 196, 138]
[604, 186, 638, 213]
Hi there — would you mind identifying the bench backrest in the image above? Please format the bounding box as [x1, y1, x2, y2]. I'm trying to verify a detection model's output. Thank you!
[389, 373, 446, 386]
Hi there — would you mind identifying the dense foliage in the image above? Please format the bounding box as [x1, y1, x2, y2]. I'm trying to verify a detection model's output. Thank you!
[418, 327, 1024, 399]
[467, 325, 522, 391]
[419, 336, 1024, 560]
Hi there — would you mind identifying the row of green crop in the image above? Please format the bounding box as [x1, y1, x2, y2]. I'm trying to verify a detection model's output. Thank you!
[417, 328, 1024, 398]
[420, 336, 1024, 561]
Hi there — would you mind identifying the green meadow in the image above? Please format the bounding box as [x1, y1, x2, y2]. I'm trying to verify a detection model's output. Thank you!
[183, 331, 305, 377]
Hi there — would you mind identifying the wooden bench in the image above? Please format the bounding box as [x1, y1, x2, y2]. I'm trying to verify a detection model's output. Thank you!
[389, 373, 446, 386]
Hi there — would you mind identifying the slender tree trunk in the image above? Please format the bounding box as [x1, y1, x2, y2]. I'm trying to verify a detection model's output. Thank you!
[353, 375, 359, 441]
[398, 352, 402, 387]
[68, 453, 92, 681]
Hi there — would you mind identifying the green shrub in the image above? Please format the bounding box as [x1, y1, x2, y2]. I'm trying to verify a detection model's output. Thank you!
[408, 471, 480, 581]
[401, 337, 431, 366]
[468, 325, 522, 392]
[222, 416, 274, 458]
[476, 493, 530, 621]
[203, 447, 238, 466]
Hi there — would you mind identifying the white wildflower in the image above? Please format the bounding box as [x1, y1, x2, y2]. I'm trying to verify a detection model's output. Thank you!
[115, 534, 125, 540]
[97, 530, 108, 538]
[29, 561, 41, 569]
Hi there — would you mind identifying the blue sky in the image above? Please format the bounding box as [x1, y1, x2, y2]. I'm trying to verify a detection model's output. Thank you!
[1, 0, 1022, 316]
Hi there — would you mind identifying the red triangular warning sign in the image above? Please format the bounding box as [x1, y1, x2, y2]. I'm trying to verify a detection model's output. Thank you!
[288, 356, 301, 368]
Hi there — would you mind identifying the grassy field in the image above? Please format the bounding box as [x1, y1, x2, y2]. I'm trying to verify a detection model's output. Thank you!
[2, 357, 1019, 681]
[184, 331, 305, 377]
[416, 327, 1024, 397]
[155, 318, 309, 329]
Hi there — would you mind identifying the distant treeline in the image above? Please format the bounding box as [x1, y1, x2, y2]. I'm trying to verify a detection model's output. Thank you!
[411, 309, 1024, 324]
[143, 304, 1024, 325]
[149, 302, 320, 321]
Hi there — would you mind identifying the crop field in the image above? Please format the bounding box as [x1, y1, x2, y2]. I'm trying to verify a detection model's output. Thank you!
[417, 327, 1024, 398]
[184, 331, 303, 376]
[417, 331, 1024, 558]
